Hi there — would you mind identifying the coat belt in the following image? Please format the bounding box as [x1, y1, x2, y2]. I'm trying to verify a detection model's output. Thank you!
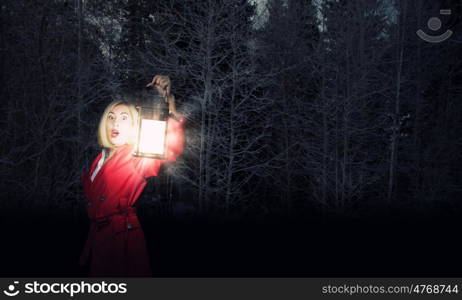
[91, 206, 137, 230]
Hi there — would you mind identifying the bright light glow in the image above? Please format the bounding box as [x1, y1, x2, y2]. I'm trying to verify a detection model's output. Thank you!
[138, 119, 167, 155]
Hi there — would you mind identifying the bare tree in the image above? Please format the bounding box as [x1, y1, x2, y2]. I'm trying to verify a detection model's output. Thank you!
[0, 0, 116, 213]
[298, 0, 394, 213]
[137, 0, 271, 214]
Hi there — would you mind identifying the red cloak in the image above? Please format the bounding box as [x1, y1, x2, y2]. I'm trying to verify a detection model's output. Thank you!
[79, 116, 185, 277]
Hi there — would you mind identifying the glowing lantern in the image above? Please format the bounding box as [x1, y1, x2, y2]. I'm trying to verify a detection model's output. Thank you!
[134, 95, 169, 159]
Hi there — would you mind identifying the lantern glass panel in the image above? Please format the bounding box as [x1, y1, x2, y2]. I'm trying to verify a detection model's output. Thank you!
[134, 105, 169, 158]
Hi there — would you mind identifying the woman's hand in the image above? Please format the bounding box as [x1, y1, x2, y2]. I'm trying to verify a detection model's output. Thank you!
[146, 75, 182, 119]
[146, 75, 171, 98]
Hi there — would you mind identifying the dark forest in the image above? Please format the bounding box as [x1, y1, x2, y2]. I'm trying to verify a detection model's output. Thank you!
[1, 0, 462, 276]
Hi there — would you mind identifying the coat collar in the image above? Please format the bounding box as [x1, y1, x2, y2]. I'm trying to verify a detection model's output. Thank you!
[90, 144, 133, 182]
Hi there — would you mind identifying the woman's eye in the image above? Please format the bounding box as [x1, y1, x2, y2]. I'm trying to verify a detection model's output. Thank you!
[122, 115, 128, 121]
[108, 115, 115, 120]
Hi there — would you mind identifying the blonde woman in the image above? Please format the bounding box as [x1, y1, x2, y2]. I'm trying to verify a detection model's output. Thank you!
[79, 75, 185, 276]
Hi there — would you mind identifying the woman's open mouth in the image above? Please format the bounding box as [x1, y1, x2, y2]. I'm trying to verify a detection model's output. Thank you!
[111, 129, 119, 138]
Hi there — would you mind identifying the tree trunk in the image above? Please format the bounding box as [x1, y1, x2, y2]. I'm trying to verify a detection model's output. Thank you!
[387, 1, 406, 204]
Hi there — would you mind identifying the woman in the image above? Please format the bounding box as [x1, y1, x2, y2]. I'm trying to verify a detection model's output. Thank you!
[79, 75, 186, 276]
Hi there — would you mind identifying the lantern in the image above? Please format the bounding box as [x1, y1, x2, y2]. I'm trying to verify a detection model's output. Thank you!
[134, 94, 169, 159]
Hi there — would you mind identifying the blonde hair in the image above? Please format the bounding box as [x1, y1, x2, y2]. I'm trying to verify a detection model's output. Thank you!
[97, 100, 139, 149]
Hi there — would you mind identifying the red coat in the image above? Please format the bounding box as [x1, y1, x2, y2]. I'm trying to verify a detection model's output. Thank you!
[79, 116, 185, 277]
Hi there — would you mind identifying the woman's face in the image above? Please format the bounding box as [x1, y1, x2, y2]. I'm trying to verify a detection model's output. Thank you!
[106, 104, 133, 147]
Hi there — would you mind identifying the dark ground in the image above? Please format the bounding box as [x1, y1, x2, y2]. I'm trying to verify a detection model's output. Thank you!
[1, 204, 462, 277]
